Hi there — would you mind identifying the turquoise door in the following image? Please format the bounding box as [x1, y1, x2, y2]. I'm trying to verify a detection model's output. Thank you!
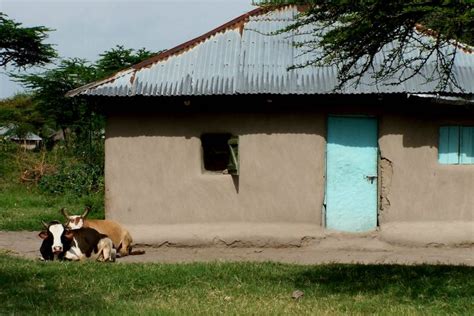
[326, 116, 378, 232]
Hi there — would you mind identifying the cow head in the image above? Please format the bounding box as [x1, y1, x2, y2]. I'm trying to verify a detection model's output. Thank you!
[38, 220, 74, 255]
[61, 207, 90, 230]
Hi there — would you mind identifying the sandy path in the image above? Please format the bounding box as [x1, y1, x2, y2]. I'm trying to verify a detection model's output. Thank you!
[1, 231, 472, 266]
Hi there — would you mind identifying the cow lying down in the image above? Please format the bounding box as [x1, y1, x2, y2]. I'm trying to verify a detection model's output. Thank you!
[39, 220, 116, 262]
[61, 207, 144, 257]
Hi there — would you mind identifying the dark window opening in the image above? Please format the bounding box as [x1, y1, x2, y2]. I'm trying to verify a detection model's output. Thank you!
[201, 133, 239, 175]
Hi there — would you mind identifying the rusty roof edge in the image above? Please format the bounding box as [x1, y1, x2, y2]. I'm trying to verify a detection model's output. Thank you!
[66, 68, 136, 97]
[415, 24, 473, 54]
[67, 6, 276, 98]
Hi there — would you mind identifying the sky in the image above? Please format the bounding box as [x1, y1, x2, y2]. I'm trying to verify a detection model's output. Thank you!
[0, 0, 256, 99]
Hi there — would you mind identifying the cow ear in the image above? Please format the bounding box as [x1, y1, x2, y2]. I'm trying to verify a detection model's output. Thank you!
[64, 229, 74, 240]
[38, 231, 48, 239]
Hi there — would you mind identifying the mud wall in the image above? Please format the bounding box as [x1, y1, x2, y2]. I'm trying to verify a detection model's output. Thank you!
[378, 114, 474, 222]
[104, 98, 473, 230]
[105, 111, 326, 225]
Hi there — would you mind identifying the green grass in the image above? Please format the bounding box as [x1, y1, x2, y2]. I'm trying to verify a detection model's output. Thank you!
[0, 254, 473, 315]
[0, 184, 104, 231]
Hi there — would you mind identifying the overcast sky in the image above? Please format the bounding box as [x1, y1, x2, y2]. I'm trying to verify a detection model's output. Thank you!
[0, 0, 255, 99]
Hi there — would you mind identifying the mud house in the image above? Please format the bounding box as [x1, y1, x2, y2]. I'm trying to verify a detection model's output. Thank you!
[69, 6, 474, 246]
[0, 125, 42, 150]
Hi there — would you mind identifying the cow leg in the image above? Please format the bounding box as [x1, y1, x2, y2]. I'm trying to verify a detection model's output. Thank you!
[64, 250, 80, 261]
[65, 246, 85, 261]
[110, 248, 117, 262]
[96, 238, 114, 262]
[94, 240, 105, 262]
[119, 233, 133, 257]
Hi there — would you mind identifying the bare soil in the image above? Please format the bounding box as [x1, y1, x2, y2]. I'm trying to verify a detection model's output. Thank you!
[1, 231, 473, 265]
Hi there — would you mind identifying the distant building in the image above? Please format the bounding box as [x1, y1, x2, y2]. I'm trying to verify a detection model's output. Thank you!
[0, 125, 42, 150]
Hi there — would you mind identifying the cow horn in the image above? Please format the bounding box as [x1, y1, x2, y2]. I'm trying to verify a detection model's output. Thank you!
[60, 208, 70, 218]
[41, 221, 49, 229]
[82, 206, 90, 218]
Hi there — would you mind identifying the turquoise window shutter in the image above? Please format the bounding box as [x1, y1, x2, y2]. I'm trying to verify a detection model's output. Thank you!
[227, 136, 239, 175]
[460, 127, 474, 164]
[439, 126, 460, 164]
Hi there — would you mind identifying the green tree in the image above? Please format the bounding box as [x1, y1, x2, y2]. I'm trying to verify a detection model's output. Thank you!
[0, 13, 56, 68]
[257, 1, 473, 91]
[13, 58, 98, 144]
[95, 45, 157, 78]
[13, 45, 158, 165]
[0, 93, 43, 138]
[14, 46, 157, 139]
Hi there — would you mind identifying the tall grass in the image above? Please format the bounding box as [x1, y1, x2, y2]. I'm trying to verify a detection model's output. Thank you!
[0, 254, 473, 315]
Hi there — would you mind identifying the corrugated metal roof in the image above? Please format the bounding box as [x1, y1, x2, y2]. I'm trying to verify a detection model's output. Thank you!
[0, 126, 10, 136]
[10, 132, 42, 141]
[0, 125, 42, 141]
[68, 6, 474, 97]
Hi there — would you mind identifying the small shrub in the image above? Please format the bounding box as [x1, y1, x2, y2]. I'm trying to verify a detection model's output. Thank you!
[39, 162, 104, 196]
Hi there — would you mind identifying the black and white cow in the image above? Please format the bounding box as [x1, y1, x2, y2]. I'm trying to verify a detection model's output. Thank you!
[39, 220, 116, 262]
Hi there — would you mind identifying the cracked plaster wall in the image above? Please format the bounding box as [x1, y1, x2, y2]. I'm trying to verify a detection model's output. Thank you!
[378, 115, 474, 222]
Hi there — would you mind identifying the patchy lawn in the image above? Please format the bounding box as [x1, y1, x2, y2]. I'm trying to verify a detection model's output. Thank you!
[0, 254, 472, 315]
[0, 184, 103, 231]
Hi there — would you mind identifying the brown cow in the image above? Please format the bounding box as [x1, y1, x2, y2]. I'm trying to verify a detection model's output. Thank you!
[61, 207, 142, 257]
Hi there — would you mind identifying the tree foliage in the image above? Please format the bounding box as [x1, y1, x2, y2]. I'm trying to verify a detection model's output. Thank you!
[0, 93, 43, 138]
[3, 46, 156, 191]
[8, 45, 157, 171]
[13, 59, 98, 139]
[0, 13, 56, 68]
[95, 45, 157, 78]
[257, 1, 474, 91]
[13, 46, 156, 137]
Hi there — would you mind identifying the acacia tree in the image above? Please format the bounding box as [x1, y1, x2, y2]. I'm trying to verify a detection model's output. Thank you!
[95, 45, 157, 78]
[14, 58, 98, 143]
[14, 46, 157, 162]
[15, 46, 156, 134]
[257, 1, 473, 91]
[0, 13, 56, 68]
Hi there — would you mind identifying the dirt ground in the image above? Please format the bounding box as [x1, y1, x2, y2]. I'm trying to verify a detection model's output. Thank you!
[1, 231, 473, 266]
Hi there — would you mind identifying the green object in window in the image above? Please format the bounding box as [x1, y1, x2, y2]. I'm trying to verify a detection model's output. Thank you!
[227, 136, 239, 175]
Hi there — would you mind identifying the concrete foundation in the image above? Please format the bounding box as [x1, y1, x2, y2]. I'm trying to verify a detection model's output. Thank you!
[126, 222, 474, 248]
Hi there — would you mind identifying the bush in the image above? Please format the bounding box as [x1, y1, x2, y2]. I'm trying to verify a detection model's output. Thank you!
[38, 161, 104, 196]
